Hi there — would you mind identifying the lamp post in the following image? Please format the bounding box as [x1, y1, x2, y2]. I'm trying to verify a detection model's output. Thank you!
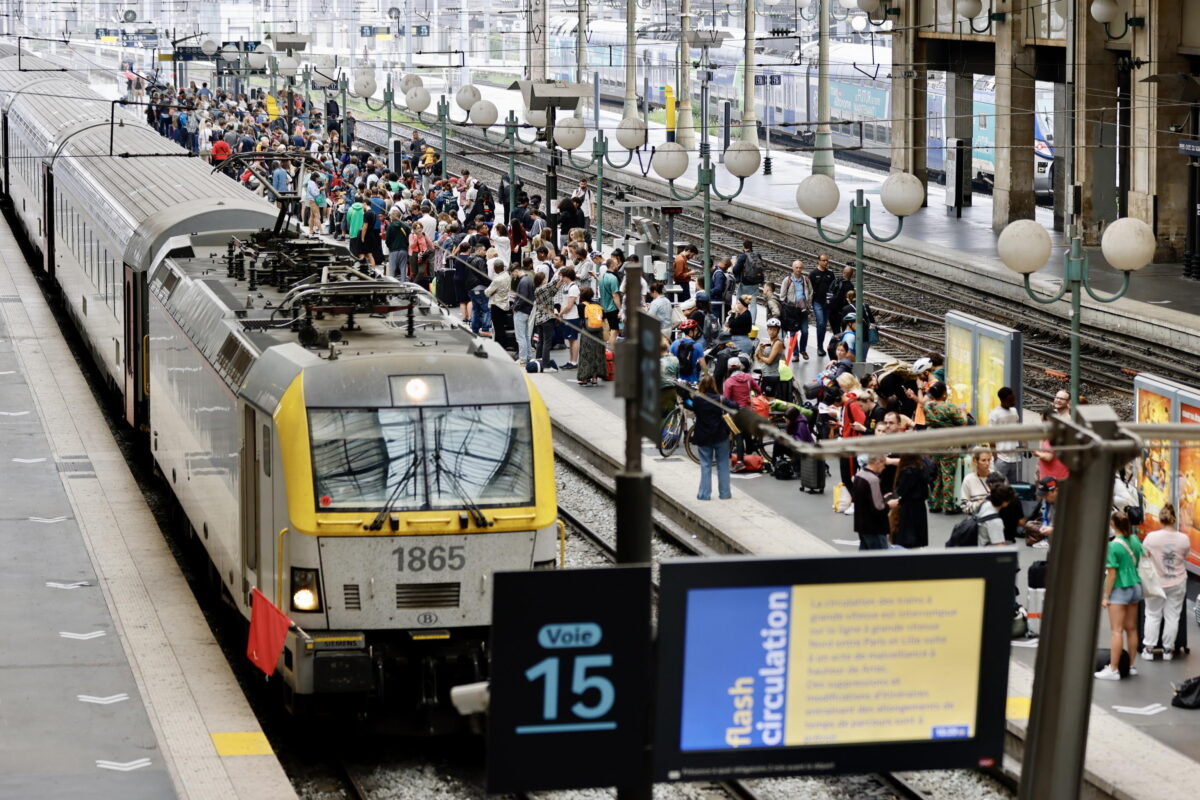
[483, 108, 540, 221]
[654, 35, 759, 293]
[795, 171, 925, 362]
[405, 81, 493, 182]
[998, 218, 1155, 412]
[561, 116, 647, 250]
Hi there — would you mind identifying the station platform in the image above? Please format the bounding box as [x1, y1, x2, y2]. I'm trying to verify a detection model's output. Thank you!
[530, 330, 1200, 798]
[393, 75, 1200, 349]
[0, 221, 296, 798]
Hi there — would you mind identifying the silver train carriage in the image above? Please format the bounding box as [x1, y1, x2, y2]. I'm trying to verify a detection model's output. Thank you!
[0, 56, 559, 722]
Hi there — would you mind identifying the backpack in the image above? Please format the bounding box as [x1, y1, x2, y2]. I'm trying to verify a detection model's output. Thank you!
[742, 252, 765, 285]
[1173, 676, 1200, 709]
[711, 269, 728, 303]
[946, 512, 1000, 547]
[675, 338, 695, 373]
[826, 277, 848, 307]
[701, 312, 721, 344]
[583, 302, 604, 331]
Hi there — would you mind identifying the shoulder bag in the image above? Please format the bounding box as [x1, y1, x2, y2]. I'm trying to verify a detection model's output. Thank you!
[1116, 537, 1165, 599]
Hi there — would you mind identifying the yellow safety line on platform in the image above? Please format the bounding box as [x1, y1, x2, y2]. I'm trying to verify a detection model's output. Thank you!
[1006, 696, 1032, 720]
[211, 731, 274, 756]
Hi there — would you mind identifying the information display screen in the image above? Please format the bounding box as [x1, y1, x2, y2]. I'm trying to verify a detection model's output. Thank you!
[655, 552, 1014, 782]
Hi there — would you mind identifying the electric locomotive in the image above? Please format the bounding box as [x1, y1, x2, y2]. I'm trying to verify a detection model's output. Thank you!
[0, 49, 558, 725]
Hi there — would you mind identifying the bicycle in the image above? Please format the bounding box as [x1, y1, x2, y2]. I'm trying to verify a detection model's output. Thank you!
[658, 382, 695, 459]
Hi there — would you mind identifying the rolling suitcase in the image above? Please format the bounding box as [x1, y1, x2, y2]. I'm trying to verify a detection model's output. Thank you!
[798, 453, 826, 494]
[1026, 587, 1045, 636]
[1137, 596, 1190, 656]
[434, 267, 457, 306]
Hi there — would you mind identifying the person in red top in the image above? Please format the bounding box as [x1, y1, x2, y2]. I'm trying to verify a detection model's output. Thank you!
[722, 358, 761, 470]
[837, 390, 868, 489]
[1034, 409, 1071, 482]
[211, 137, 232, 169]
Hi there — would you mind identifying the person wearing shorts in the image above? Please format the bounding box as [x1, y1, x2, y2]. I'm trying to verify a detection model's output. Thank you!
[556, 268, 581, 368]
[1096, 510, 1144, 681]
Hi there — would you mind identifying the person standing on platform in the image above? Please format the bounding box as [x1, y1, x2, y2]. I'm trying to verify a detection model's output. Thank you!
[988, 387, 1023, 484]
[923, 381, 967, 513]
[672, 245, 698, 303]
[825, 265, 855, 359]
[853, 453, 898, 550]
[692, 375, 737, 501]
[780, 259, 813, 362]
[386, 209, 411, 279]
[1034, 408, 1072, 484]
[893, 453, 929, 549]
[732, 240, 764, 321]
[486, 258, 514, 352]
[511, 262, 535, 365]
[1096, 511, 1144, 681]
[598, 258, 622, 349]
[1141, 503, 1191, 661]
[809, 253, 834, 356]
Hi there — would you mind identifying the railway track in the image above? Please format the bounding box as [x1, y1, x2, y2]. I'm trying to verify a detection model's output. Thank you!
[354, 112, 1186, 416]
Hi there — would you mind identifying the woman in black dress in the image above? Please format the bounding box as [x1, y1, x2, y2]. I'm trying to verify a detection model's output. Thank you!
[893, 453, 930, 549]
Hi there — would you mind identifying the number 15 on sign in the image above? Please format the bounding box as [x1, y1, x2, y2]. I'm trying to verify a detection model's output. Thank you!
[521, 632, 616, 734]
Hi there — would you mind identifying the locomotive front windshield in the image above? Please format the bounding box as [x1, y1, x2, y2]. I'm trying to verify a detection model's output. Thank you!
[308, 404, 535, 512]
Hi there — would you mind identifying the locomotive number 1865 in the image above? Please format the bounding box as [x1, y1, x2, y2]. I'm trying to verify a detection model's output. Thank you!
[391, 545, 466, 572]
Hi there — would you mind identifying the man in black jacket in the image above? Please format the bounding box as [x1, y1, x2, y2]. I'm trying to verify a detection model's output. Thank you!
[825, 265, 855, 359]
[466, 245, 491, 336]
[852, 454, 898, 550]
[809, 253, 835, 358]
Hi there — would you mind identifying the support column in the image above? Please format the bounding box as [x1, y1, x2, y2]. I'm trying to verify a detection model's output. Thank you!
[992, 0, 1036, 231]
[1127, 0, 1188, 262]
[529, 0, 547, 81]
[677, 0, 695, 150]
[1072, 1, 1120, 242]
[1052, 82, 1067, 230]
[945, 71, 973, 206]
[741, 0, 757, 141]
[888, 0, 927, 192]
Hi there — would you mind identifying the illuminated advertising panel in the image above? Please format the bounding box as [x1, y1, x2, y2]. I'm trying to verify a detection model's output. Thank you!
[1177, 399, 1200, 569]
[1135, 383, 1175, 534]
[944, 312, 1023, 423]
[945, 320, 975, 416]
[655, 552, 1015, 782]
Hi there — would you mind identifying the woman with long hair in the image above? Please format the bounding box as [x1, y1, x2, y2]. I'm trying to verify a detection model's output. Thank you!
[1096, 511, 1143, 680]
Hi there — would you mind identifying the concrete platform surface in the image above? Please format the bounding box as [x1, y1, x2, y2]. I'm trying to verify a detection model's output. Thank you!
[531, 326, 1200, 799]
[0, 221, 297, 799]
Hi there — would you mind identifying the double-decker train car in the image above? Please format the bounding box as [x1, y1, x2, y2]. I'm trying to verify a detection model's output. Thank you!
[0, 47, 559, 726]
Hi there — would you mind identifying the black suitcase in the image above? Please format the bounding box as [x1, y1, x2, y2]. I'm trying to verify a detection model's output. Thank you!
[1028, 560, 1048, 589]
[798, 453, 826, 494]
[1137, 596, 1190, 656]
[434, 267, 457, 306]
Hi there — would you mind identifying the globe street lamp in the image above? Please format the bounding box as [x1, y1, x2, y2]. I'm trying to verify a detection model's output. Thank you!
[562, 116, 647, 250]
[406, 80, 494, 182]
[998, 219, 1155, 412]
[482, 108, 543, 220]
[795, 171, 924, 362]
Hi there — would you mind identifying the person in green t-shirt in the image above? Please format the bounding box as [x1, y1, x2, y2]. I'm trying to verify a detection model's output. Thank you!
[1096, 511, 1144, 680]
[597, 258, 622, 348]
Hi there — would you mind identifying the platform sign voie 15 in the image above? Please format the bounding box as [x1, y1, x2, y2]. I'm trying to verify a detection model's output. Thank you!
[488, 566, 652, 793]
[654, 552, 1015, 782]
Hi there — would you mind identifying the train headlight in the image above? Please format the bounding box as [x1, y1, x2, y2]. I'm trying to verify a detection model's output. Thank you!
[291, 568, 323, 612]
[404, 378, 430, 402]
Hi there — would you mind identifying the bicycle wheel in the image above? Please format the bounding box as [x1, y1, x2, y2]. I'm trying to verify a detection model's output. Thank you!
[658, 406, 684, 458]
[683, 424, 701, 464]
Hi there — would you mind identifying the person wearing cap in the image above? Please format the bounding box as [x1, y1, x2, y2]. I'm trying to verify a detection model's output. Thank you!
[1023, 477, 1058, 548]
[904, 357, 936, 427]
[756, 318, 786, 400]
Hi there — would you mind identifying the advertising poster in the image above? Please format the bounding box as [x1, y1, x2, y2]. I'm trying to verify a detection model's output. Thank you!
[1177, 401, 1200, 569]
[945, 322, 974, 418]
[678, 579, 986, 751]
[1136, 386, 1173, 533]
[975, 336, 1008, 427]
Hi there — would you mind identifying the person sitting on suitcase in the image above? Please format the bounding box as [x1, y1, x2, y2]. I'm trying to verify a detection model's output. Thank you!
[1023, 478, 1057, 549]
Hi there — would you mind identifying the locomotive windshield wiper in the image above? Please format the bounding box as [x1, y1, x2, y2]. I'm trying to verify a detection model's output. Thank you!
[367, 457, 421, 531]
[431, 420, 492, 529]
